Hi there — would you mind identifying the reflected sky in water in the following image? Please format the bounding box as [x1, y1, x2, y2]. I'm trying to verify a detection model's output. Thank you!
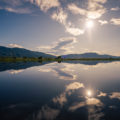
[0, 61, 120, 120]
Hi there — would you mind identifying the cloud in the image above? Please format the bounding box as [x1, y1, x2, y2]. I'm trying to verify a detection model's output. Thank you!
[111, 7, 120, 11]
[51, 8, 84, 36]
[8, 44, 23, 48]
[68, 0, 107, 19]
[37, 37, 77, 55]
[2, 7, 32, 14]
[65, 26, 84, 36]
[68, 3, 86, 16]
[31, 0, 60, 12]
[110, 18, 120, 25]
[98, 20, 108, 25]
[51, 8, 67, 25]
[0, 0, 23, 6]
[0, 0, 60, 14]
[0, 0, 34, 14]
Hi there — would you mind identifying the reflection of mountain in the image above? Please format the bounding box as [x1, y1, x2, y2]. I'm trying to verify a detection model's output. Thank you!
[0, 60, 119, 72]
[62, 60, 113, 65]
[0, 46, 55, 58]
[0, 62, 51, 72]
[62, 53, 119, 59]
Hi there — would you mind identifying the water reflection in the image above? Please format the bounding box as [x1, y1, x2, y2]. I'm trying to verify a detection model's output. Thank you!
[0, 61, 120, 120]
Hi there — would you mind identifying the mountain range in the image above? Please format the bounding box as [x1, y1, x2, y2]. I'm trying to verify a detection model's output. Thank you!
[62, 53, 119, 58]
[0, 46, 119, 58]
[0, 46, 55, 58]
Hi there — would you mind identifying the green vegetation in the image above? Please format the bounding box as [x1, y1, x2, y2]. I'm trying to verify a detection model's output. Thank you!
[0, 57, 120, 62]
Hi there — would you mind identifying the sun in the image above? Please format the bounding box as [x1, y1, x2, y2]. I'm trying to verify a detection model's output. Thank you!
[86, 20, 94, 28]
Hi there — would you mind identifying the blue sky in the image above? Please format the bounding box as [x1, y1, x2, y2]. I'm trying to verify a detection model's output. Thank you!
[0, 0, 120, 55]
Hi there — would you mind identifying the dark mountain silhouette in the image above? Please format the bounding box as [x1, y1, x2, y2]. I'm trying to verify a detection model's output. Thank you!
[0, 46, 55, 58]
[0, 46, 120, 59]
[62, 52, 119, 59]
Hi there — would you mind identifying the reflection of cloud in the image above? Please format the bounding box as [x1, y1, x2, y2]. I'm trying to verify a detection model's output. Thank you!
[98, 92, 107, 97]
[9, 70, 24, 74]
[69, 97, 104, 120]
[38, 63, 76, 80]
[54, 68, 77, 80]
[53, 82, 84, 106]
[36, 105, 60, 120]
[38, 68, 52, 72]
[86, 98, 103, 106]
[53, 92, 67, 106]
[110, 92, 120, 100]
[38, 65, 76, 81]
[69, 102, 85, 111]
[69, 97, 103, 111]
[87, 106, 104, 120]
[66, 82, 84, 91]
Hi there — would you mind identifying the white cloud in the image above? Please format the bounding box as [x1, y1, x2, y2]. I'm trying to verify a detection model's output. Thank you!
[8, 44, 23, 48]
[110, 18, 120, 25]
[65, 26, 84, 36]
[0, 0, 60, 13]
[68, 3, 86, 16]
[98, 20, 108, 25]
[37, 37, 77, 55]
[3, 7, 32, 14]
[32, 0, 60, 12]
[51, 8, 67, 25]
[68, 0, 107, 19]
[51, 8, 84, 36]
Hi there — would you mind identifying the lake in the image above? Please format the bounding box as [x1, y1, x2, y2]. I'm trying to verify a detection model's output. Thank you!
[0, 61, 120, 120]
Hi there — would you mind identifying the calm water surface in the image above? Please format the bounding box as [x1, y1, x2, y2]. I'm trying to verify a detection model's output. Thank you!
[0, 61, 120, 120]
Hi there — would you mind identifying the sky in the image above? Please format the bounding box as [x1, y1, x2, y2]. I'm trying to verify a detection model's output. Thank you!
[0, 0, 120, 56]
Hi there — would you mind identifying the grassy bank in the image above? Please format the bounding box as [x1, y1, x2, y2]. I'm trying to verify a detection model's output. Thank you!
[0, 57, 120, 62]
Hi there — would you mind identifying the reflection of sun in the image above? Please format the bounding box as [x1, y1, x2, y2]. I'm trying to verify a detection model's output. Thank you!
[86, 90, 92, 97]
[86, 20, 94, 28]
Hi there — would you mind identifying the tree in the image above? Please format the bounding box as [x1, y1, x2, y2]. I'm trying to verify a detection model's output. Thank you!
[38, 56, 43, 59]
[56, 56, 61, 59]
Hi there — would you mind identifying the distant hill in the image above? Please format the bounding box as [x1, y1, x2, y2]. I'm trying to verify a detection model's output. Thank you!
[0, 46, 119, 59]
[0, 46, 55, 58]
[62, 53, 119, 59]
